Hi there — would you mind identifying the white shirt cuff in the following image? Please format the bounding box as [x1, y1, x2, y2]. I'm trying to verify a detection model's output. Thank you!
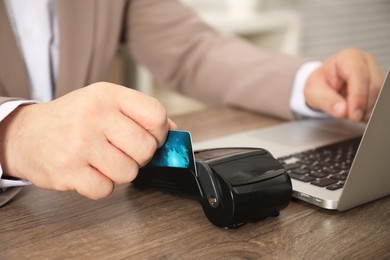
[0, 100, 36, 121]
[0, 100, 35, 188]
[290, 61, 329, 118]
[0, 166, 31, 188]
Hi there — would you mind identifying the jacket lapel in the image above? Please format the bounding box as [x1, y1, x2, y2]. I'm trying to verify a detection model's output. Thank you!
[0, 0, 30, 98]
[55, 0, 95, 98]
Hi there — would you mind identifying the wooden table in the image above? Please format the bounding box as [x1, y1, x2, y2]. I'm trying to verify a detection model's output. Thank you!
[1, 107, 389, 259]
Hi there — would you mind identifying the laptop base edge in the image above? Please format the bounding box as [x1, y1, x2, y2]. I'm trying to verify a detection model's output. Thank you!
[292, 190, 338, 210]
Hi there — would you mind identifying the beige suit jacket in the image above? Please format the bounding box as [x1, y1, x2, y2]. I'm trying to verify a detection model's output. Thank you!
[0, 0, 305, 119]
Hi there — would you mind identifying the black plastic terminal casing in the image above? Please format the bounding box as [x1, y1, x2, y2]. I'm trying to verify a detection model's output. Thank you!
[132, 147, 292, 229]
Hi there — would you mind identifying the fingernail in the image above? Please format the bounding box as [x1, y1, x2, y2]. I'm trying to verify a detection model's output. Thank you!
[352, 109, 363, 121]
[332, 102, 346, 116]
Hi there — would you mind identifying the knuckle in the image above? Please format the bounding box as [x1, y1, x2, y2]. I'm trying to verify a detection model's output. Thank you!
[127, 164, 140, 183]
[138, 135, 158, 167]
[149, 98, 168, 128]
[84, 178, 114, 200]
[115, 160, 139, 184]
[145, 137, 158, 156]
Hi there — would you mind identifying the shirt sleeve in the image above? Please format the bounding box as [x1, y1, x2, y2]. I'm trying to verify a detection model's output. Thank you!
[0, 100, 35, 188]
[290, 61, 329, 118]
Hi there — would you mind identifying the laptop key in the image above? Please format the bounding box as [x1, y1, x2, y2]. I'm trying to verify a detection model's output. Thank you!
[284, 163, 301, 171]
[323, 168, 340, 175]
[291, 168, 310, 175]
[326, 183, 344, 191]
[279, 137, 361, 191]
[311, 178, 338, 187]
[288, 172, 316, 182]
[330, 174, 347, 181]
[309, 171, 329, 178]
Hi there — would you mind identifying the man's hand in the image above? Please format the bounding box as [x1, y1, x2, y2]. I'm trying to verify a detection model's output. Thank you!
[304, 48, 384, 122]
[0, 82, 176, 199]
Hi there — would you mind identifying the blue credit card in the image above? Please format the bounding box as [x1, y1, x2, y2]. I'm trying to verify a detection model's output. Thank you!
[146, 130, 196, 173]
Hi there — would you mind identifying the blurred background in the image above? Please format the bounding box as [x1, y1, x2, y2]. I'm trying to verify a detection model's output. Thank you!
[110, 0, 390, 116]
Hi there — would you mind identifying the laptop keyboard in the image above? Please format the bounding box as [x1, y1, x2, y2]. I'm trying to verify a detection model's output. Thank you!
[277, 137, 361, 191]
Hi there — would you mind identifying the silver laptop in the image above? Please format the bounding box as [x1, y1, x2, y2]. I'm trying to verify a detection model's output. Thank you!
[194, 71, 390, 211]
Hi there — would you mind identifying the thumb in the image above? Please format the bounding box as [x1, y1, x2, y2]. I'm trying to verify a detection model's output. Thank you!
[305, 80, 348, 118]
[168, 118, 178, 130]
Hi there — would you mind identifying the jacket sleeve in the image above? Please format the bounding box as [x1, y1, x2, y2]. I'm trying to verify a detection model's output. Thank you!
[125, 0, 307, 119]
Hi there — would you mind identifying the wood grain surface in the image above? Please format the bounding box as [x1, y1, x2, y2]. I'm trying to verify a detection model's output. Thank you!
[1, 106, 389, 259]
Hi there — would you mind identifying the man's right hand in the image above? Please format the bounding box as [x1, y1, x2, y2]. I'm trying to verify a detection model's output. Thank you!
[0, 82, 176, 199]
[304, 48, 384, 122]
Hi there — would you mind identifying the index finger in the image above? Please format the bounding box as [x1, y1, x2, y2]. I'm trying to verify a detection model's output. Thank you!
[334, 49, 370, 121]
[114, 86, 170, 147]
